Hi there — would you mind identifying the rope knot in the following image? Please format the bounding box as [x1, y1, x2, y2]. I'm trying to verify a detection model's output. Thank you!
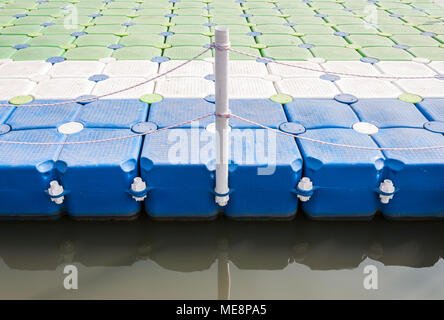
[211, 42, 231, 50]
[214, 111, 231, 118]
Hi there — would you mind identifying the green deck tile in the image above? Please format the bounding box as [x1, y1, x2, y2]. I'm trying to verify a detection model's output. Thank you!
[163, 45, 213, 60]
[301, 34, 348, 46]
[41, 25, 84, 35]
[131, 15, 170, 25]
[325, 15, 366, 25]
[252, 24, 294, 34]
[257, 34, 303, 46]
[347, 34, 394, 46]
[248, 16, 287, 25]
[10, 15, 49, 25]
[379, 24, 420, 35]
[295, 24, 337, 34]
[217, 24, 251, 34]
[111, 46, 161, 60]
[175, 9, 207, 15]
[26, 8, 63, 16]
[101, 8, 138, 16]
[211, 16, 248, 25]
[166, 34, 211, 46]
[226, 46, 260, 60]
[392, 34, 441, 47]
[0, 47, 14, 58]
[169, 25, 209, 34]
[64, 46, 113, 60]
[360, 47, 415, 61]
[119, 34, 165, 46]
[0, 34, 28, 46]
[408, 46, 444, 60]
[27, 34, 75, 46]
[0, 25, 42, 35]
[419, 24, 444, 35]
[92, 16, 131, 25]
[228, 34, 257, 46]
[336, 24, 379, 35]
[10, 46, 64, 60]
[262, 46, 313, 60]
[84, 25, 127, 34]
[126, 25, 166, 34]
[170, 15, 209, 24]
[311, 46, 362, 60]
[75, 34, 120, 46]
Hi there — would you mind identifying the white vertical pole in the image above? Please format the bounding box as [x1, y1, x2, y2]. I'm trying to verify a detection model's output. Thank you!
[214, 26, 230, 207]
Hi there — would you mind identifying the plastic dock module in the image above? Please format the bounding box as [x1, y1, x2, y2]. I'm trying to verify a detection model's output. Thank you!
[0, 99, 149, 219]
[284, 99, 385, 219]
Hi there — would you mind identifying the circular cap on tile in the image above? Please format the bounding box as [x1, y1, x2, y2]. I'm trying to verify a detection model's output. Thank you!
[159, 31, 174, 37]
[298, 43, 314, 49]
[334, 93, 358, 104]
[131, 121, 158, 134]
[204, 74, 215, 81]
[58, 122, 84, 135]
[393, 44, 409, 50]
[164, 13, 177, 18]
[352, 122, 379, 135]
[389, 13, 403, 18]
[314, 13, 328, 18]
[114, 32, 129, 37]
[398, 93, 422, 103]
[320, 74, 340, 82]
[108, 44, 123, 50]
[60, 43, 76, 50]
[9, 95, 33, 105]
[155, 43, 171, 49]
[292, 32, 304, 37]
[270, 94, 293, 104]
[283, 22, 296, 27]
[88, 74, 109, 82]
[421, 31, 437, 37]
[250, 43, 267, 49]
[334, 31, 349, 37]
[203, 22, 217, 27]
[13, 14, 27, 18]
[377, 32, 392, 37]
[140, 93, 163, 104]
[46, 56, 65, 64]
[27, 32, 42, 38]
[424, 121, 444, 134]
[240, 13, 252, 18]
[279, 122, 305, 135]
[0, 124, 11, 136]
[122, 22, 136, 27]
[76, 95, 97, 105]
[151, 56, 169, 63]
[204, 94, 215, 103]
[71, 31, 87, 37]
[256, 56, 273, 64]
[13, 44, 29, 50]
[360, 57, 379, 64]
[205, 122, 231, 133]
[247, 31, 262, 37]
[435, 74, 444, 80]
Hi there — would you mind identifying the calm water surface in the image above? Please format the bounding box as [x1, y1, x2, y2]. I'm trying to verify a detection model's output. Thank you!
[0, 214, 443, 299]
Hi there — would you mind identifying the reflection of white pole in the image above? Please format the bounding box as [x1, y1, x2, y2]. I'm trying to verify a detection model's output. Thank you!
[214, 26, 230, 206]
[218, 239, 230, 300]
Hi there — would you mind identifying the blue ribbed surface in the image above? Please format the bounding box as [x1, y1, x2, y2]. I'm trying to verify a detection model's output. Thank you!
[0, 98, 442, 220]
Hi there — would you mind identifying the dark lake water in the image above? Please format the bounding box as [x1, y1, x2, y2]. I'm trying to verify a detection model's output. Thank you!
[0, 214, 443, 299]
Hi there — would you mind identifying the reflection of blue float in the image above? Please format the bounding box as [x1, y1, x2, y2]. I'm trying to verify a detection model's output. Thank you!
[0, 97, 443, 219]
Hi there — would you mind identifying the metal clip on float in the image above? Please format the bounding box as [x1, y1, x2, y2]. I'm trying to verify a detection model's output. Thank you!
[378, 179, 395, 204]
[130, 177, 148, 202]
[47, 180, 65, 205]
[296, 177, 314, 202]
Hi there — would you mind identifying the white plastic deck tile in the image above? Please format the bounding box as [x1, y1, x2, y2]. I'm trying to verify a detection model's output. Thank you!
[0, 61, 51, 79]
[103, 60, 158, 78]
[335, 78, 403, 98]
[276, 78, 340, 98]
[159, 60, 213, 78]
[228, 77, 277, 98]
[396, 79, 444, 98]
[91, 77, 154, 99]
[376, 61, 437, 77]
[228, 61, 268, 77]
[322, 61, 382, 78]
[155, 77, 214, 98]
[49, 61, 105, 78]
[0, 79, 36, 99]
[31, 78, 94, 99]
[429, 61, 444, 74]
[268, 61, 325, 78]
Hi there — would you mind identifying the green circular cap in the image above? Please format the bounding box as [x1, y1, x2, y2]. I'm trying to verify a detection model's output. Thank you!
[162, 22, 176, 27]
[51, 14, 63, 18]
[292, 32, 304, 37]
[377, 32, 392, 37]
[202, 32, 214, 37]
[245, 23, 256, 27]
[114, 32, 129, 37]
[155, 43, 171, 49]
[82, 22, 95, 27]
[140, 94, 163, 104]
[60, 43, 76, 50]
[27, 32, 42, 38]
[270, 94, 293, 104]
[2, 23, 14, 28]
[439, 44, 444, 48]
[346, 44, 362, 50]
[201, 14, 213, 18]
[250, 43, 267, 49]
[126, 14, 140, 18]
[9, 95, 34, 105]
[398, 93, 422, 104]
[325, 23, 337, 27]
[279, 15, 290, 18]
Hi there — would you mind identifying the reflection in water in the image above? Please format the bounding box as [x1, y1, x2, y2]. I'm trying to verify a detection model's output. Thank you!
[0, 214, 443, 299]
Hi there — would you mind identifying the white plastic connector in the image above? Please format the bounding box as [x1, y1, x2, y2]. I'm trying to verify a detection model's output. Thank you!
[379, 179, 395, 204]
[131, 177, 147, 201]
[48, 180, 64, 205]
[297, 177, 313, 202]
